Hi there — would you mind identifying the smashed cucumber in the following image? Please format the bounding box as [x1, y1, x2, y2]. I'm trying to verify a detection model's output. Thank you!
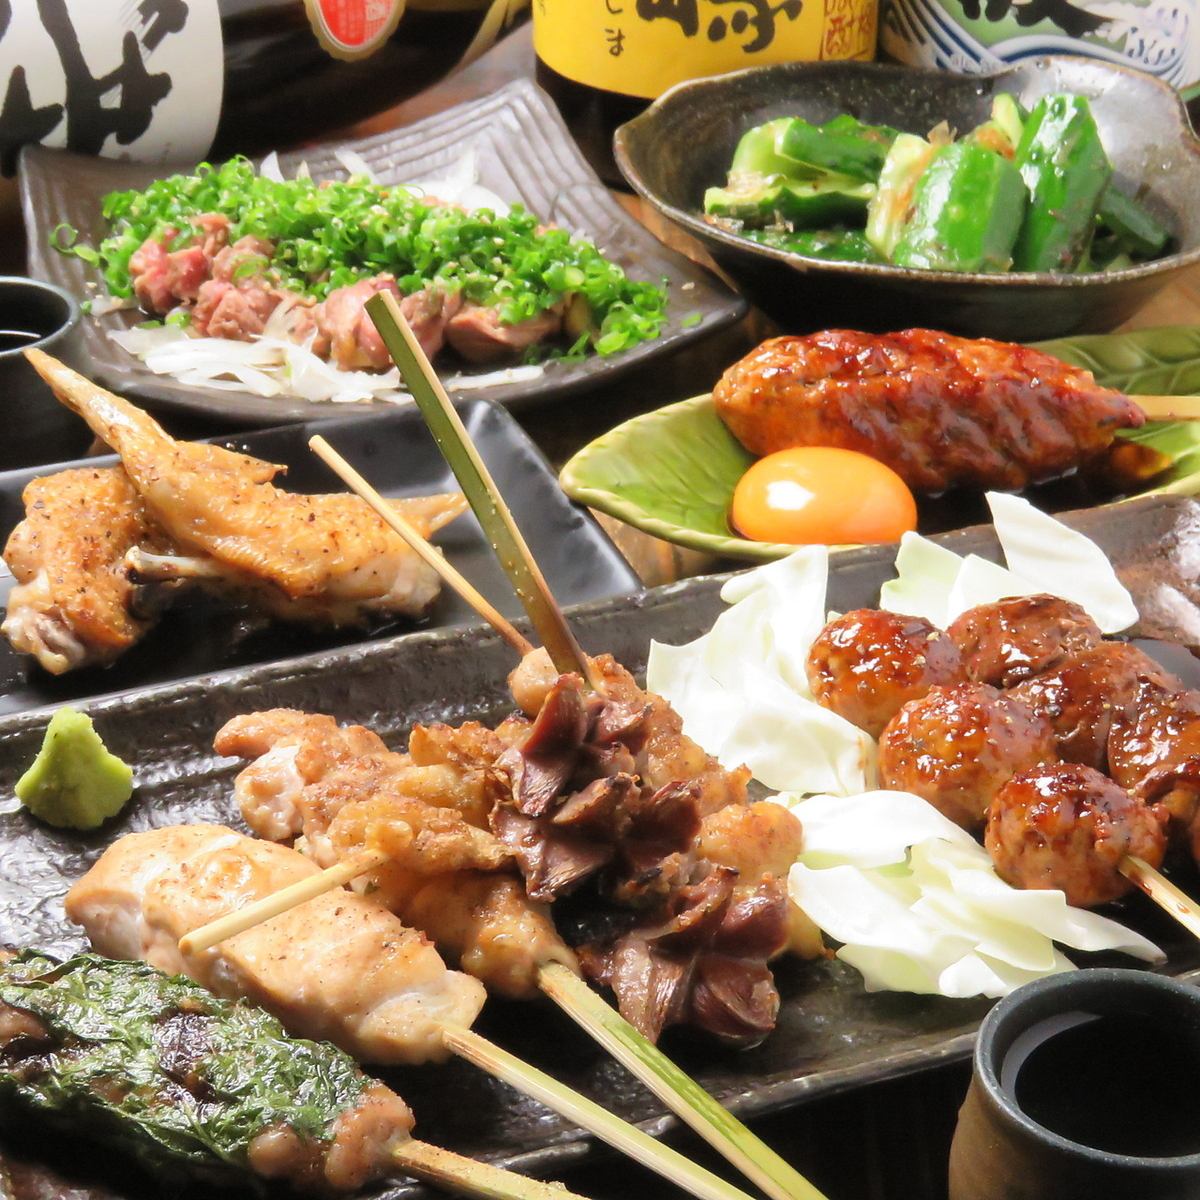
[1011, 94, 1113, 272]
[892, 141, 1027, 273]
[745, 228, 882, 263]
[1098, 186, 1171, 258]
[777, 115, 899, 182]
[705, 176, 874, 228]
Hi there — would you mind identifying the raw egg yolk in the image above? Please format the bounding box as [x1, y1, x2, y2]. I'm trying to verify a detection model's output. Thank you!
[731, 446, 917, 545]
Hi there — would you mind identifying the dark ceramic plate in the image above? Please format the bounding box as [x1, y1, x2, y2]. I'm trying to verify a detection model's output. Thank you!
[0, 399, 639, 716]
[1, 495, 1199, 1199]
[615, 57, 1200, 340]
[19, 78, 745, 427]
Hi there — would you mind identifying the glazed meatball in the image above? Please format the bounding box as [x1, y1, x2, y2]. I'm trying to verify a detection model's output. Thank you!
[1012, 642, 1180, 770]
[1108, 679, 1200, 833]
[878, 683, 1058, 830]
[805, 609, 964, 738]
[948, 594, 1102, 689]
[986, 763, 1166, 908]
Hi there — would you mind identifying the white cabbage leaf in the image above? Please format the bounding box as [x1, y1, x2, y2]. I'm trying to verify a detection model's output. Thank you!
[783, 790, 1163, 998]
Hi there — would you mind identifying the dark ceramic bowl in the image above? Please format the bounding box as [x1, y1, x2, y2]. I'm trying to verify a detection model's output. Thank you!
[0, 277, 87, 471]
[949, 969, 1200, 1200]
[614, 57, 1200, 341]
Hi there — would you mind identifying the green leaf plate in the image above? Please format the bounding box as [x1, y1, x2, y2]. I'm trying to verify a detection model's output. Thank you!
[560, 326, 1200, 562]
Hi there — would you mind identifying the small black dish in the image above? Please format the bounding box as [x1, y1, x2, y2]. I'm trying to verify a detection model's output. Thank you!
[0, 399, 640, 715]
[615, 56, 1200, 341]
[950, 968, 1200, 1199]
[0, 277, 88, 471]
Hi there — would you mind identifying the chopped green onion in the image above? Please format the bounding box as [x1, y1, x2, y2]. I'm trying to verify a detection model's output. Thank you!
[55, 156, 668, 356]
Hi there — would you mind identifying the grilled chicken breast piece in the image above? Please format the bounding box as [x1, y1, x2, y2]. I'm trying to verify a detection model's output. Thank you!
[65, 824, 486, 1065]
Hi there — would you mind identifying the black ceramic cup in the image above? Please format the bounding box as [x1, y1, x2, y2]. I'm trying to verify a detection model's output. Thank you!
[0, 277, 88, 471]
[949, 969, 1200, 1200]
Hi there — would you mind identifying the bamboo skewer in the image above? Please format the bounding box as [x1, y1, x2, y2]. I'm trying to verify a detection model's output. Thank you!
[363, 296, 830, 1200]
[179, 883, 757, 1200]
[1119, 855, 1200, 940]
[309, 434, 533, 657]
[1132, 394, 1200, 423]
[363, 291, 599, 690]
[395, 1140, 587, 1200]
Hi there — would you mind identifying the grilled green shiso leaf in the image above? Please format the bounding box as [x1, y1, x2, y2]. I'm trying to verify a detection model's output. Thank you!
[54, 156, 668, 358]
[0, 951, 369, 1184]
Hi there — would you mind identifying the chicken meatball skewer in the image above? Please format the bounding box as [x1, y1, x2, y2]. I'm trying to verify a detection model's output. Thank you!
[808, 598, 1200, 939]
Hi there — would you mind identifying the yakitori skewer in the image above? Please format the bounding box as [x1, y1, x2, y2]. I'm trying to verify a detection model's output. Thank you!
[361, 289, 829, 1200]
[812, 604, 1200, 942]
[0, 949, 588, 1200]
[93, 826, 752, 1200]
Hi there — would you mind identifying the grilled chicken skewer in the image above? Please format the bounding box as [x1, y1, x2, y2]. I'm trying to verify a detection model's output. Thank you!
[713, 328, 1150, 494]
[67, 822, 755, 1200]
[360, 293, 829, 1200]
[806, 597, 1200, 936]
[0, 949, 586, 1200]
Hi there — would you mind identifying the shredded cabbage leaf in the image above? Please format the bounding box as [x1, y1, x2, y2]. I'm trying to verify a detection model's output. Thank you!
[784, 791, 1163, 998]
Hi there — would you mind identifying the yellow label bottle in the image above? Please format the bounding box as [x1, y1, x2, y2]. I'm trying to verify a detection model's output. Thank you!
[535, 0, 877, 178]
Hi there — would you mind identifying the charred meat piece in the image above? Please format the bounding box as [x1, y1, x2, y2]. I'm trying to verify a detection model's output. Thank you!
[1, 465, 184, 674]
[492, 672, 701, 905]
[713, 329, 1144, 493]
[445, 303, 562, 363]
[28, 351, 467, 627]
[0, 950, 413, 1194]
[949, 594, 1103, 689]
[878, 683, 1058, 829]
[578, 865, 790, 1046]
[216, 707, 578, 1001]
[1012, 642, 1179, 770]
[1108, 680, 1200, 834]
[806, 609, 965, 737]
[509, 649, 751, 819]
[985, 763, 1166, 908]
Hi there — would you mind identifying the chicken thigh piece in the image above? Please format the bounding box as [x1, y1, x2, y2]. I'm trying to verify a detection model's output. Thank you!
[1, 466, 181, 674]
[65, 824, 486, 1065]
[215, 709, 578, 999]
[26, 350, 466, 626]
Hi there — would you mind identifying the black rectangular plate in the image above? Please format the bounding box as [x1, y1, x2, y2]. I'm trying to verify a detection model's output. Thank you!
[1, 496, 1199, 1200]
[0, 399, 640, 716]
[19, 78, 746, 427]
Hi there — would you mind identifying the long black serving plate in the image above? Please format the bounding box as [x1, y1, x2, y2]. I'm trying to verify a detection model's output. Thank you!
[0, 399, 639, 716]
[1, 495, 1199, 1200]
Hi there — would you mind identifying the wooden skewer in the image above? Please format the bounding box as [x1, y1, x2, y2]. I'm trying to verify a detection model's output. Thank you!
[179, 872, 757, 1200]
[395, 1138, 587, 1200]
[1119, 854, 1200, 941]
[180, 866, 786, 1200]
[1132, 394, 1200, 423]
[309, 434, 533, 657]
[364, 295, 828, 1200]
[363, 291, 599, 690]
[179, 847, 388, 956]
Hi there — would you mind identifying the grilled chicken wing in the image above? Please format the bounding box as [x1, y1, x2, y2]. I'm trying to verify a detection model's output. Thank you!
[26, 350, 466, 625]
[65, 824, 486, 1065]
[216, 709, 577, 999]
[713, 329, 1144, 493]
[1, 466, 180, 674]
